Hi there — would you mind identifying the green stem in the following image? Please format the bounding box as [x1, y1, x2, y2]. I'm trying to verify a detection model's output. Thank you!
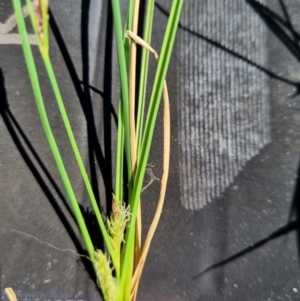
[115, 0, 135, 209]
[12, 0, 95, 261]
[115, 105, 124, 207]
[41, 53, 118, 272]
[136, 0, 155, 151]
[110, 0, 132, 182]
[124, 0, 134, 63]
[119, 1, 184, 299]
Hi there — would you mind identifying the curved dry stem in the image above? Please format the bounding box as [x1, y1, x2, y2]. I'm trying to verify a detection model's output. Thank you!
[126, 29, 171, 301]
[131, 81, 170, 300]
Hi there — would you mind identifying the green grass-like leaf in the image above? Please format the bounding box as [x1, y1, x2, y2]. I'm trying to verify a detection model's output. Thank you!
[110, 0, 132, 183]
[135, 0, 155, 151]
[118, 0, 184, 300]
[12, 0, 95, 261]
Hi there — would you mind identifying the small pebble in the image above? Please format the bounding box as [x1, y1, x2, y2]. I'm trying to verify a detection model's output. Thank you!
[46, 262, 51, 271]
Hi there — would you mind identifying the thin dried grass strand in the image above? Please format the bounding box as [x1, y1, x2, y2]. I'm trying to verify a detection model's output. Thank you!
[11, 229, 90, 261]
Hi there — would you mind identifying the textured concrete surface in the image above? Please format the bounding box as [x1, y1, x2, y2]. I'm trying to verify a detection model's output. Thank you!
[178, 0, 270, 209]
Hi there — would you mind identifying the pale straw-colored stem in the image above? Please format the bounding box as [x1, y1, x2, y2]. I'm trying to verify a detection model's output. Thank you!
[125, 31, 171, 301]
[4, 287, 18, 301]
[131, 81, 170, 301]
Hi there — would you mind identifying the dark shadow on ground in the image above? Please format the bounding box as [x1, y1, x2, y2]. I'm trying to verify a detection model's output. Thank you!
[288, 158, 300, 262]
[79, 204, 105, 251]
[195, 154, 300, 279]
[193, 220, 298, 279]
[245, 0, 300, 61]
[244, 0, 300, 96]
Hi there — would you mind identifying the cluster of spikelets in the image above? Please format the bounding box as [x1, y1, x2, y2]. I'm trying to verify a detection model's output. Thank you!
[94, 250, 119, 301]
[107, 197, 131, 249]
[94, 197, 130, 299]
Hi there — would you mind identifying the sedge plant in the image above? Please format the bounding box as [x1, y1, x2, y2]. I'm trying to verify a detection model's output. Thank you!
[11, 0, 183, 300]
